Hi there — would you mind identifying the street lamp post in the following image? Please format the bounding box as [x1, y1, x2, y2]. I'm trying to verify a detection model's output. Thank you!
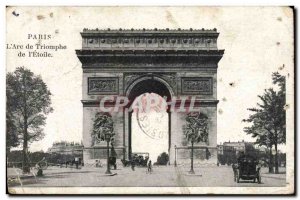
[189, 137, 195, 174]
[174, 145, 177, 167]
[105, 132, 112, 175]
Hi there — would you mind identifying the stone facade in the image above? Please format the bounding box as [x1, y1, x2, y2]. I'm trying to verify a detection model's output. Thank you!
[76, 29, 224, 164]
[47, 141, 83, 156]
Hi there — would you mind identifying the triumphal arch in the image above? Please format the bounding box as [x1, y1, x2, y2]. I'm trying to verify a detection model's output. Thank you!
[76, 28, 224, 164]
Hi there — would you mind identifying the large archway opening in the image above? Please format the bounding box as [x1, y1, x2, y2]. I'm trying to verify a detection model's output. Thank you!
[131, 93, 169, 163]
[127, 77, 172, 163]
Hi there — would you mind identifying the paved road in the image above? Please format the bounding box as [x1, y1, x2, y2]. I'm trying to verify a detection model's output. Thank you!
[7, 165, 286, 187]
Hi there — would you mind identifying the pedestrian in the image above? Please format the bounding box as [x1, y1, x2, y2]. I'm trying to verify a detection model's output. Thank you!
[35, 162, 43, 177]
[131, 160, 135, 171]
[147, 160, 152, 174]
[232, 163, 238, 182]
[75, 157, 79, 169]
[110, 144, 117, 170]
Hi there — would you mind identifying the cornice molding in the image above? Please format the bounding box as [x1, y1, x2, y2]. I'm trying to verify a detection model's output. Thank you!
[76, 49, 224, 54]
[76, 49, 224, 65]
[81, 28, 219, 34]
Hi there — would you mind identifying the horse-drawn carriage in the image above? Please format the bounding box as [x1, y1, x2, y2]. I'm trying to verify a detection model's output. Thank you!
[233, 155, 261, 183]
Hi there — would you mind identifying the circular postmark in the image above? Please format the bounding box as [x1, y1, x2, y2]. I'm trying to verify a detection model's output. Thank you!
[135, 93, 167, 140]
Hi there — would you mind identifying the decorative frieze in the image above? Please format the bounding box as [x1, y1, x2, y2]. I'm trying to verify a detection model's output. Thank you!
[84, 37, 217, 49]
[88, 77, 119, 95]
[81, 28, 219, 50]
[181, 77, 213, 95]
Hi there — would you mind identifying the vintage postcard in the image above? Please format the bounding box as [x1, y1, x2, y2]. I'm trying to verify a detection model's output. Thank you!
[6, 6, 295, 195]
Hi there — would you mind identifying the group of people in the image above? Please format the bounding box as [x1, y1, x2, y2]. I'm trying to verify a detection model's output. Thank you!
[131, 154, 149, 166]
[130, 159, 153, 174]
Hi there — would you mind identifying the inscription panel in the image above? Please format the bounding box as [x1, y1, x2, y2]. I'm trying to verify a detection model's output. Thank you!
[181, 77, 213, 95]
[88, 77, 119, 95]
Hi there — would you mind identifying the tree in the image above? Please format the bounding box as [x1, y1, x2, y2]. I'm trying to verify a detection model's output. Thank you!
[156, 152, 169, 165]
[243, 72, 286, 174]
[6, 67, 53, 173]
[6, 107, 19, 153]
[184, 112, 209, 174]
[243, 118, 274, 173]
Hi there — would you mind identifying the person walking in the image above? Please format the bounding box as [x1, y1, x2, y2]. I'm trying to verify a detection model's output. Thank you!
[110, 144, 117, 170]
[232, 163, 238, 182]
[131, 160, 135, 171]
[75, 157, 79, 169]
[147, 160, 152, 174]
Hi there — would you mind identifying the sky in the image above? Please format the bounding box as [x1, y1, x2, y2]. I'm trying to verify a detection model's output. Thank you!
[6, 7, 294, 153]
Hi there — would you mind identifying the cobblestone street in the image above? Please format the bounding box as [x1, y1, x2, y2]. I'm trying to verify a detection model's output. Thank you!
[8, 165, 286, 187]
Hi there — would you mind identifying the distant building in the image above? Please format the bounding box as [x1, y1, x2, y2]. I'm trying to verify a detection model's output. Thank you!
[217, 141, 256, 165]
[47, 141, 84, 155]
[222, 140, 256, 155]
